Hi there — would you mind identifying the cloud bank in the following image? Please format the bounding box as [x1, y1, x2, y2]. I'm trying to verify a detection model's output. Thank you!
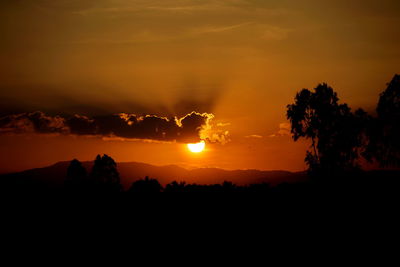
[0, 111, 229, 144]
[269, 122, 291, 138]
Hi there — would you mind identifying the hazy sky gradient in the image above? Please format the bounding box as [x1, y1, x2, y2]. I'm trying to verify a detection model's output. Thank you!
[0, 0, 399, 173]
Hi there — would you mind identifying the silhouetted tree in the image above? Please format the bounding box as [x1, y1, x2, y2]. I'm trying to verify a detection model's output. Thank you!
[128, 176, 163, 193]
[368, 74, 400, 167]
[65, 159, 87, 192]
[287, 83, 369, 175]
[91, 154, 121, 193]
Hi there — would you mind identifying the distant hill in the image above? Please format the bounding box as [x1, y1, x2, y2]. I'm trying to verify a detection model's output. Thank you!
[0, 161, 308, 191]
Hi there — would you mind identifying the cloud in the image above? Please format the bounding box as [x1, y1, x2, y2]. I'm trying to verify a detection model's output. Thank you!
[0, 111, 68, 134]
[70, 1, 248, 16]
[217, 122, 231, 127]
[192, 22, 253, 35]
[198, 114, 230, 145]
[260, 25, 291, 41]
[245, 134, 263, 139]
[269, 122, 291, 138]
[0, 111, 229, 144]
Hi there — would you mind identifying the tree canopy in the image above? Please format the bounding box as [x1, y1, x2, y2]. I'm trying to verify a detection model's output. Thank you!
[287, 83, 369, 174]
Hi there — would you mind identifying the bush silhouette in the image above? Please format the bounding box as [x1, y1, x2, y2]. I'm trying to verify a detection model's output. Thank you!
[165, 181, 187, 192]
[128, 176, 163, 193]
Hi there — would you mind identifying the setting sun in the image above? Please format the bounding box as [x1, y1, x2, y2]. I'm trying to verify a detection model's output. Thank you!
[187, 141, 206, 153]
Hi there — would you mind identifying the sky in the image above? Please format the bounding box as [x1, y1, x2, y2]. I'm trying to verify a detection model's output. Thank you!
[0, 0, 399, 173]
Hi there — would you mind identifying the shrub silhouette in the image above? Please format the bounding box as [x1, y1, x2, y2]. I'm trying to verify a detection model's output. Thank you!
[128, 176, 163, 193]
[164, 181, 241, 192]
[165, 181, 187, 192]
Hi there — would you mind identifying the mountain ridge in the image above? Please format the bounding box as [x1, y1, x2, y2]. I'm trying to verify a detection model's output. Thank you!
[0, 160, 308, 190]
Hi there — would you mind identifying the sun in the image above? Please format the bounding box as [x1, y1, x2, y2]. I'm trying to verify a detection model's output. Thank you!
[187, 140, 206, 153]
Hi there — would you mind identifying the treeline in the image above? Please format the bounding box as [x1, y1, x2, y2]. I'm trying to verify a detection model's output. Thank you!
[65, 154, 280, 193]
[64, 154, 400, 195]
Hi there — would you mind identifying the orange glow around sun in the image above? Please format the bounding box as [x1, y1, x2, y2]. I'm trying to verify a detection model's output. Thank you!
[187, 141, 206, 153]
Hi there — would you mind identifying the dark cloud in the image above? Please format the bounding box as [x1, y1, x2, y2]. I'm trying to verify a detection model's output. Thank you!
[0, 111, 67, 134]
[0, 111, 229, 143]
[66, 115, 96, 135]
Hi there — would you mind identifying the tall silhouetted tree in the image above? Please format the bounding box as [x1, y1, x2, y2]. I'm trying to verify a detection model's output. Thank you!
[287, 83, 369, 175]
[91, 154, 121, 193]
[65, 159, 87, 192]
[367, 74, 400, 167]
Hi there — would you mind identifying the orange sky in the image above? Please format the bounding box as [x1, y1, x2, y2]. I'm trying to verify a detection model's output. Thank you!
[0, 0, 399, 173]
